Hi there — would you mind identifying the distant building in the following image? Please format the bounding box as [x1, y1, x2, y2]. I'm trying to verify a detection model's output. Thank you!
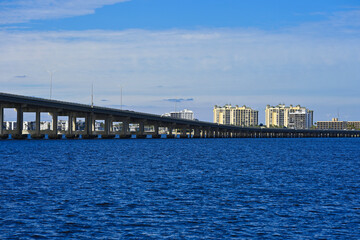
[265, 104, 313, 129]
[213, 105, 258, 127]
[162, 109, 194, 120]
[348, 121, 360, 130]
[76, 120, 85, 131]
[95, 121, 104, 131]
[317, 118, 360, 130]
[23, 121, 36, 131]
[5, 121, 17, 130]
[58, 120, 68, 131]
[40, 122, 51, 131]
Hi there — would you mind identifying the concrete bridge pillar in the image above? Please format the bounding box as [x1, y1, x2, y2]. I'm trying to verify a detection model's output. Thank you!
[0, 105, 3, 135]
[154, 124, 159, 135]
[85, 114, 93, 135]
[138, 121, 145, 137]
[167, 126, 173, 138]
[215, 129, 220, 138]
[68, 115, 75, 135]
[194, 128, 201, 138]
[122, 121, 129, 135]
[35, 110, 41, 136]
[209, 129, 215, 138]
[180, 128, 188, 138]
[105, 117, 111, 136]
[15, 106, 23, 136]
[200, 129, 206, 138]
[50, 112, 58, 138]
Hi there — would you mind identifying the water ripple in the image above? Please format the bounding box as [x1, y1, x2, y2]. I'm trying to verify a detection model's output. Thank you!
[1, 138, 360, 239]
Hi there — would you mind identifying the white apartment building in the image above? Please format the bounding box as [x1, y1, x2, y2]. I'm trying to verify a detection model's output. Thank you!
[265, 104, 313, 129]
[162, 109, 194, 120]
[213, 105, 258, 127]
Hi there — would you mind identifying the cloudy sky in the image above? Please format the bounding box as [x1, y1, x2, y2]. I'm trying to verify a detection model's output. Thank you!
[1, 0, 360, 122]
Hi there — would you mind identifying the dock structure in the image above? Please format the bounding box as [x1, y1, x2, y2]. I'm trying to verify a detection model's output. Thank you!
[1, 92, 360, 139]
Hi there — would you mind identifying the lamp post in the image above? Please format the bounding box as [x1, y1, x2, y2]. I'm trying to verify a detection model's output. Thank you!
[47, 70, 56, 100]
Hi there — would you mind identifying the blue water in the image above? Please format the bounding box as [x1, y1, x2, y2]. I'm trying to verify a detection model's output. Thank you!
[0, 138, 360, 239]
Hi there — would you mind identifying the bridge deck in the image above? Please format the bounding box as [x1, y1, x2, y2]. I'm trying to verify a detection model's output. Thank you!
[1, 92, 359, 139]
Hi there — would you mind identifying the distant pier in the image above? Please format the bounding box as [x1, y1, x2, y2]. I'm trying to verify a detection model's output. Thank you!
[1, 92, 360, 139]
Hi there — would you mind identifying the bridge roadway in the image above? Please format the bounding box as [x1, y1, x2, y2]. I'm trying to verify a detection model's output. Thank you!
[1, 92, 360, 139]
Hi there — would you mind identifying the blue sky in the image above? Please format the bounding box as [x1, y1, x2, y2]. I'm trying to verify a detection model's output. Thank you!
[1, 0, 360, 122]
[2, 0, 358, 30]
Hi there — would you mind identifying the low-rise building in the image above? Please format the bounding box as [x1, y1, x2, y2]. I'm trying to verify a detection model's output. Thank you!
[317, 118, 360, 130]
[347, 121, 360, 130]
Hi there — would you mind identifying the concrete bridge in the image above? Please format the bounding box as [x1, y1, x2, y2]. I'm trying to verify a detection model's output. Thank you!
[1, 92, 360, 139]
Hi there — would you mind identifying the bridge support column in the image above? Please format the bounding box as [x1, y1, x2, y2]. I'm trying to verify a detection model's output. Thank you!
[15, 106, 24, 138]
[84, 114, 93, 137]
[137, 121, 146, 138]
[35, 110, 41, 136]
[167, 126, 173, 138]
[66, 115, 76, 138]
[104, 117, 111, 135]
[102, 117, 115, 139]
[152, 124, 161, 138]
[217, 130, 220, 138]
[209, 129, 214, 138]
[200, 129, 205, 138]
[180, 128, 188, 138]
[0, 105, 3, 136]
[121, 121, 130, 138]
[49, 112, 58, 139]
[194, 128, 201, 138]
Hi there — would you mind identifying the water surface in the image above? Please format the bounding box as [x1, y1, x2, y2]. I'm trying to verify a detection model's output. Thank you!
[0, 138, 359, 239]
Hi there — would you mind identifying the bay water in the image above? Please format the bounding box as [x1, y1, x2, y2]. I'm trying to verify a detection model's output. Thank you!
[1, 138, 359, 239]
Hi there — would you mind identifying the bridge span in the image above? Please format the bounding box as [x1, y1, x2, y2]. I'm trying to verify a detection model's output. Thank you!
[1, 92, 359, 139]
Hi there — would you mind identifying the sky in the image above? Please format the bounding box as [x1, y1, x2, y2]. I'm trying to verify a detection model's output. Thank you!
[1, 0, 360, 122]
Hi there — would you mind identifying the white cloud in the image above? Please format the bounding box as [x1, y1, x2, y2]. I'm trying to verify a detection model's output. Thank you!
[1, 28, 360, 122]
[1, 9, 360, 122]
[0, 0, 128, 24]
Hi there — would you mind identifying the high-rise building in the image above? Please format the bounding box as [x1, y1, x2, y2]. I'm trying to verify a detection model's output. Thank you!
[162, 109, 194, 120]
[265, 104, 313, 129]
[213, 105, 258, 127]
